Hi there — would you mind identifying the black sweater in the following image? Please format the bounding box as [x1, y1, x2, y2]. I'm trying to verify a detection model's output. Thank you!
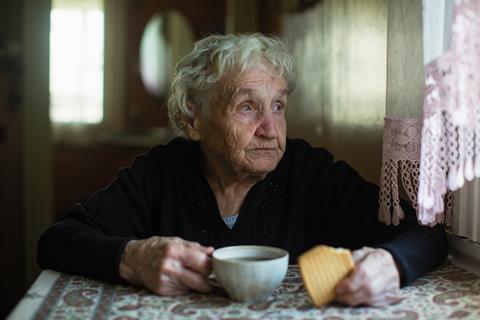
[37, 138, 447, 285]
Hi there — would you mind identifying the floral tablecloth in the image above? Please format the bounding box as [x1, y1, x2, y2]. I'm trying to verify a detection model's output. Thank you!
[8, 261, 480, 320]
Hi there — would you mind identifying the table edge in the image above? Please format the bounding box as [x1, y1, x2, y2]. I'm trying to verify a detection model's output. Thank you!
[7, 270, 60, 320]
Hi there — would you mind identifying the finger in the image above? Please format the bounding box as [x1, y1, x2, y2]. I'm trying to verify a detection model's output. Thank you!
[368, 291, 402, 307]
[163, 238, 214, 256]
[336, 278, 353, 295]
[184, 241, 215, 255]
[336, 261, 389, 296]
[338, 263, 399, 306]
[150, 273, 190, 296]
[162, 242, 213, 277]
[166, 259, 212, 293]
[159, 273, 190, 296]
[177, 245, 213, 277]
[337, 249, 401, 306]
[352, 247, 375, 264]
[336, 286, 372, 306]
[180, 269, 212, 293]
[336, 263, 368, 294]
[337, 276, 389, 306]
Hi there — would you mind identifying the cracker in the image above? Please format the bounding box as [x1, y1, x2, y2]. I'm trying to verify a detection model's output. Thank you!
[298, 245, 354, 307]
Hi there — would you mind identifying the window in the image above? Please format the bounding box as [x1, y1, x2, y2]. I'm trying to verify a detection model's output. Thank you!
[49, 0, 104, 124]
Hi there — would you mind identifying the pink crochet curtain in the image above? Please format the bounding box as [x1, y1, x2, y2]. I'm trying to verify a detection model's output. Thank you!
[379, 0, 480, 226]
[379, 118, 423, 225]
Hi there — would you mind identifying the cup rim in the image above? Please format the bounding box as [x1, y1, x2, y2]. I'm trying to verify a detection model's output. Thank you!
[212, 245, 289, 264]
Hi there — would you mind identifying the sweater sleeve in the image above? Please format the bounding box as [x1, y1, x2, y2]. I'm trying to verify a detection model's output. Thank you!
[37, 149, 161, 283]
[325, 160, 448, 286]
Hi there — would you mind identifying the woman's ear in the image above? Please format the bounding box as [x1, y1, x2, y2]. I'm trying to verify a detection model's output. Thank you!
[184, 101, 201, 141]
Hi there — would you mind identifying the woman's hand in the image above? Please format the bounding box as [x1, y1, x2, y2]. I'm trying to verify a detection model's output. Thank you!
[335, 247, 401, 306]
[119, 236, 214, 296]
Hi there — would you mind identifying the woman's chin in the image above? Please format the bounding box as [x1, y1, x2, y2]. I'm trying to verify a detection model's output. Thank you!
[243, 159, 280, 176]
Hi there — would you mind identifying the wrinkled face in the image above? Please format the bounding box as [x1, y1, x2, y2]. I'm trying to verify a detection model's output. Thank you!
[195, 64, 288, 178]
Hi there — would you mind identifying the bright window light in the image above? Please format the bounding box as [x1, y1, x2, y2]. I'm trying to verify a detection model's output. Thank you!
[49, 0, 104, 124]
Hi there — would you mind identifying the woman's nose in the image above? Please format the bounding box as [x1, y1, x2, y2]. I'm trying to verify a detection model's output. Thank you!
[255, 112, 277, 139]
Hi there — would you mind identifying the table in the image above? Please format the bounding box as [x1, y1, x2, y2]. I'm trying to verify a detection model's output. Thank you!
[8, 261, 480, 320]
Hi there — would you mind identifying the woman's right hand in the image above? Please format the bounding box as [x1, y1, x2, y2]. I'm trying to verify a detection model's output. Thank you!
[119, 236, 214, 296]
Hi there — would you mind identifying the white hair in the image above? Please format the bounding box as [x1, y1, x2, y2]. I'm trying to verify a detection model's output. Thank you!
[167, 33, 295, 138]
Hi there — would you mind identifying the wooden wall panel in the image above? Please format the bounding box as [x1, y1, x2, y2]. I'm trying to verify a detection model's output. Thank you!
[386, 0, 423, 119]
[54, 144, 148, 218]
[125, 0, 226, 130]
[282, 0, 388, 183]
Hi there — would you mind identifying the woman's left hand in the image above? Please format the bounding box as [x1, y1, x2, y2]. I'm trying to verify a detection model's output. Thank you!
[335, 247, 401, 306]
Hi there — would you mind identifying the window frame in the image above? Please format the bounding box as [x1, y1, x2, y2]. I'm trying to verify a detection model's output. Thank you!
[50, 0, 127, 144]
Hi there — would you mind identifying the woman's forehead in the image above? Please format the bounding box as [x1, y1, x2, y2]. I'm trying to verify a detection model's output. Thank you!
[233, 87, 289, 100]
[230, 66, 287, 91]
[208, 64, 288, 109]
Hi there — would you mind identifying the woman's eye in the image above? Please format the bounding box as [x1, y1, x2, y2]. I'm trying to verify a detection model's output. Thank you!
[240, 104, 254, 112]
[273, 102, 284, 112]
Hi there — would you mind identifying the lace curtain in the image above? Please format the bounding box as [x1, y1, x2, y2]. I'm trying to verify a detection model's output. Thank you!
[379, 0, 480, 226]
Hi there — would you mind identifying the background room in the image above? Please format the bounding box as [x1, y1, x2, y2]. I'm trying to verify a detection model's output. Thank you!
[1, 0, 479, 317]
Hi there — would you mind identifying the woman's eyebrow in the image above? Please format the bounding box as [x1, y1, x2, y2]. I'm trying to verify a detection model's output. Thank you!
[275, 89, 289, 99]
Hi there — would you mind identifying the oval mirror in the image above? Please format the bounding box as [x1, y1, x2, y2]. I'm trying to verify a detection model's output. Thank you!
[139, 10, 195, 98]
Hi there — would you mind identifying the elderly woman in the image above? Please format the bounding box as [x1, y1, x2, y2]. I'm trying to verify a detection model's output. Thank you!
[38, 34, 447, 306]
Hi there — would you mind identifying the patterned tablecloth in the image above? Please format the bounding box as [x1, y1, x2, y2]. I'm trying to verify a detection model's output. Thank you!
[8, 261, 480, 320]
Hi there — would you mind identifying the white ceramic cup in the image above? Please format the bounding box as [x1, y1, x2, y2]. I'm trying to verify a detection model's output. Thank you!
[212, 245, 289, 303]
